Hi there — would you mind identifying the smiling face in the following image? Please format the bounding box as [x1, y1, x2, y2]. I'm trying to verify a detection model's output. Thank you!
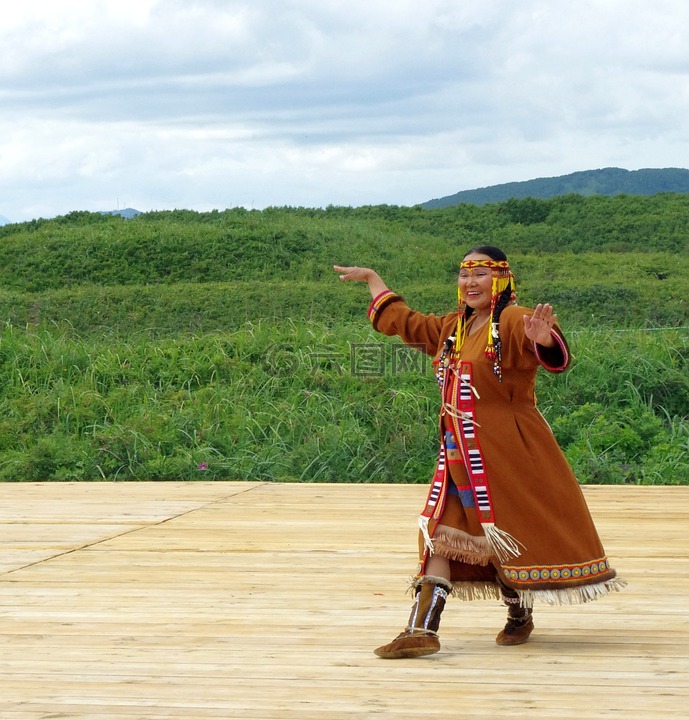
[458, 252, 494, 315]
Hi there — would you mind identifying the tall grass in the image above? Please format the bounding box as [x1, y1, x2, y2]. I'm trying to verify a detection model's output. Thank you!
[541, 327, 689, 483]
[0, 320, 686, 483]
[0, 203, 687, 482]
[0, 248, 687, 335]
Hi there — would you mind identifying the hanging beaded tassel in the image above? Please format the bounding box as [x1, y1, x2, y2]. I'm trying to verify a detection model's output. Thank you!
[454, 291, 467, 365]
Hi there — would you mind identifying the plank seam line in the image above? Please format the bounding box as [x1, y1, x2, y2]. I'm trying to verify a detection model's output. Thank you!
[0, 482, 269, 578]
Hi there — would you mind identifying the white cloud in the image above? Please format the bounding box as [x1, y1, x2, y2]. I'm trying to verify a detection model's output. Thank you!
[1, 0, 689, 221]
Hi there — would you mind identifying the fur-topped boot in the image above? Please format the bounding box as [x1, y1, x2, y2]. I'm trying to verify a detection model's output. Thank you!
[495, 586, 534, 646]
[374, 576, 452, 659]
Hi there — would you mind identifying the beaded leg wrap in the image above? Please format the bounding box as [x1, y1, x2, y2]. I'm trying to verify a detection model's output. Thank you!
[374, 576, 452, 659]
[496, 584, 534, 646]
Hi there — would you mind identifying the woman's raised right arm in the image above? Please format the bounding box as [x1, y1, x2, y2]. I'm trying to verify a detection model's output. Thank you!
[333, 264, 447, 355]
[333, 265, 388, 299]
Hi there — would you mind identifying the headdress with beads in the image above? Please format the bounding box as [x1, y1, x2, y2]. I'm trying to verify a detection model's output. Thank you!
[455, 258, 516, 380]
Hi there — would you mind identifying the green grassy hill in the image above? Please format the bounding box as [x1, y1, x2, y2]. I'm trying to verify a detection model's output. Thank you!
[0, 195, 687, 483]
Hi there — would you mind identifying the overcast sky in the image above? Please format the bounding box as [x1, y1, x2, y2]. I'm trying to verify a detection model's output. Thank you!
[1, 0, 687, 222]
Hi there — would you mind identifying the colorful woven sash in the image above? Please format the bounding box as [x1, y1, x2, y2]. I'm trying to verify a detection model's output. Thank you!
[419, 357, 524, 564]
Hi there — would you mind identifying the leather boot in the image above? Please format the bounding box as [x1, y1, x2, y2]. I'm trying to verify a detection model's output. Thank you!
[374, 576, 452, 659]
[495, 588, 534, 646]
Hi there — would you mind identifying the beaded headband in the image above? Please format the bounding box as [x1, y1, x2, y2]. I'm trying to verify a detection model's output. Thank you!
[459, 259, 511, 271]
[456, 258, 517, 380]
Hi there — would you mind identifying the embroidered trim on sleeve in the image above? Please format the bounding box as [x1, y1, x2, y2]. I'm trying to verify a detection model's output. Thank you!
[534, 331, 569, 372]
[367, 290, 401, 325]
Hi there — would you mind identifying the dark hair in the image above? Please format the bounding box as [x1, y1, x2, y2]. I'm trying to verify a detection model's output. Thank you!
[462, 245, 508, 262]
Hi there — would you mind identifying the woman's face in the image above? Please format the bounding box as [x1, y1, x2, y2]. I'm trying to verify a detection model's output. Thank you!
[458, 252, 494, 312]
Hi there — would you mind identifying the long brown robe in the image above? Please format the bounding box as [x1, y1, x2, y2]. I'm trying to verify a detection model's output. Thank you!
[369, 291, 624, 606]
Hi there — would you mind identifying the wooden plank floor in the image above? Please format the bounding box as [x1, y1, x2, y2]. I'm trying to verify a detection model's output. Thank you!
[0, 482, 687, 719]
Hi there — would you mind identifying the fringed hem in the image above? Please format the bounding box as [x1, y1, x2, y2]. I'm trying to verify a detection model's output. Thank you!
[450, 581, 502, 602]
[406, 577, 628, 606]
[516, 577, 628, 608]
[408, 575, 454, 595]
[433, 525, 493, 566]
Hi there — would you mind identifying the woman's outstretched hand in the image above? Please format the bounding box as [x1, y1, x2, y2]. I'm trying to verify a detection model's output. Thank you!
[333, 265, 388, 298]
[523, 303, 557, 346]
[333, 265, 373, 282]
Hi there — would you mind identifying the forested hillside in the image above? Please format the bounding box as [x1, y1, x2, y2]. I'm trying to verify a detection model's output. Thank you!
[0, 193, 687, 483]
[422, 167, 689, 208]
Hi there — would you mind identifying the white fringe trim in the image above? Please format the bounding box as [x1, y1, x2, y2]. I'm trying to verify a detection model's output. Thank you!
[483, 523, 526, 563]
[407, 577, 627, 607]
[419, 515, 434, 554]
[516, 577, 628, 607]
[450, 581, 502, 602]
[408, 575, 454, 595]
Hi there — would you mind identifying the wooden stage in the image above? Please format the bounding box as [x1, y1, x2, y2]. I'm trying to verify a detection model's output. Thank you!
[0, 482, 687, 719]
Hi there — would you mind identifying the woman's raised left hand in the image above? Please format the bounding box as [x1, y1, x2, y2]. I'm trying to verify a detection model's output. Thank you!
[523, 303, 557, 346]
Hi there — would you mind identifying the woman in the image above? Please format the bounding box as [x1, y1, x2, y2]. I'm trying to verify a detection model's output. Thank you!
[334, 246, 625, 659]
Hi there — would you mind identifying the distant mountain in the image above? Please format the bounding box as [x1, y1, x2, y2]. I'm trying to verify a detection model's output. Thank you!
[421, 167, 689, 208]
[100, 208, 141, 219]
[0, 214, 11, 226]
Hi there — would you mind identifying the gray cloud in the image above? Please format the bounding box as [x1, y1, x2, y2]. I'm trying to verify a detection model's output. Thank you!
[1, 0, 689, 220]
